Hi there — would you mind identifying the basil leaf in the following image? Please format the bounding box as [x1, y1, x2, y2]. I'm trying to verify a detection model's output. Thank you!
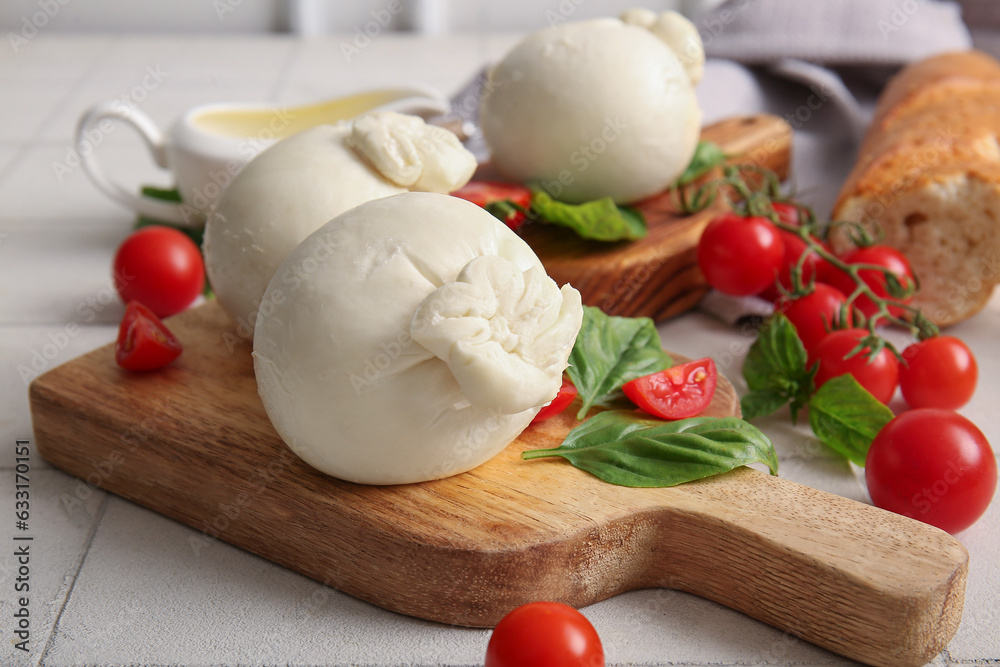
[675, 140, 727, 186]
[531, 189, 647, 242]
[807, 374, 894, 466]
[741, 314, 815, 422]
[522, 411, 778, 487]
[567, 306, 672, 419]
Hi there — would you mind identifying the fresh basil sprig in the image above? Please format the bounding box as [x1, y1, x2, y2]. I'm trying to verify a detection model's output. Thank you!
[522, 411, 778, 487]
[530, 189, 647, 242]
[741, 313, 893, 463]
[741, 313, 816, 422]
[567, 306, 672, 419]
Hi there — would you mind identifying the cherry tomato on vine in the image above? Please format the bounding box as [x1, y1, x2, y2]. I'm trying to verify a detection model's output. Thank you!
[759, 231, 835, 302]
[532, 377, 578, 423]
[866, 409, 997, 534]
[698, 213, 784, 296]
[775, 283, 850, 359]
[623, 357, 717, 420]
[485, 601, 605, 667]
[452, 181, 532, 231]
[824, 245, 915, 321]
[899, 336, 978, 410]
[113, 225, 205, 318]
[115, 301, 183, 371]
[813, 328, 898, 404]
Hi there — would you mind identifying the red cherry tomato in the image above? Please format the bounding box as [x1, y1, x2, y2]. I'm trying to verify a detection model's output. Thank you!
[698, 213, 784, 296]
[899, 336, 978, 410]
[532, 377, 578, 423]
[452, 181, 533, 231]
[866, 409, 997, 534]
[485, 601, 604, 667]
[757, 203, 835, 302]
[813, 328, 899, 404]
[113, 225, 205, 318]
[115, 301, 183, 371]
[775, 283, 850, 359]
[824, 245, 915, 321]
[622, 357, 717, 420]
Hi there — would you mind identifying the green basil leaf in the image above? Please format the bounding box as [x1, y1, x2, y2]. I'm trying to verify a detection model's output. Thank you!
[675, 140, 727, 186]
[740, 390, 789, 421]
[522, 411, 778, 487]
[567, 307, 672, 419]
[741, 313, 815, 420]
[807, 374, 894, 466]
[531, 189, 647, 241]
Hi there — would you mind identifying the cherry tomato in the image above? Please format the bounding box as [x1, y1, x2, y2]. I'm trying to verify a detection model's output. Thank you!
[757, 203, 835, 301]
[866, 409, 997, 534]
[485, 601, 604, 667]
[775, 283, 850, 359]
[622, 357, 717, 420]
[899, 336, 978, 410]
[113, 225, 205, 318]
[813, 328, 899, 404]
[824, 245, 915, 321]
[452, 181, 533, 231]
[697, 213, 784, 296]
[532, 377, 578, 423]
[115, 301, 183, 371]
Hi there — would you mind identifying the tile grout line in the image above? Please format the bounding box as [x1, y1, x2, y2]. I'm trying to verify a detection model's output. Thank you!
[34, 492, 111, 667]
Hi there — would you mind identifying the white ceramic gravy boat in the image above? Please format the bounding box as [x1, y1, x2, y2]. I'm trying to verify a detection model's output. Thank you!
[76, 85, 451, 226]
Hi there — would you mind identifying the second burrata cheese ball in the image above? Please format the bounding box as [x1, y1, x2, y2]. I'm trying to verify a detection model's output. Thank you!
[480, 11, 703, 205]
[204, 111, 477, 336]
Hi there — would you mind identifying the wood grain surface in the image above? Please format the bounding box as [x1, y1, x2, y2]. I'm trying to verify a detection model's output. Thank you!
[525, 114, 793, 321]
[31, 300, 966, 667]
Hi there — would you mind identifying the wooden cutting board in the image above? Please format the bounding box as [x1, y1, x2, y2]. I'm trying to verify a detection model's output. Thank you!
[524, 114, 793, 321]
[30, 301, 967, 667]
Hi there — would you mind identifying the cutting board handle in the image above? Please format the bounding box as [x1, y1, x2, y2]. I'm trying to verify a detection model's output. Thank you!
[630, 467, 967, 667]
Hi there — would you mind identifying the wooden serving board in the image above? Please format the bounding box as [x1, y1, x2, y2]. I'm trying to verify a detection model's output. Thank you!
[524, 114, 793, 320]
[30, 301, 967, 667]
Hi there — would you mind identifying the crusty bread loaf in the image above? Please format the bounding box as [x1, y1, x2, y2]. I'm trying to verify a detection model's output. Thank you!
[831, 51, 1000, 327]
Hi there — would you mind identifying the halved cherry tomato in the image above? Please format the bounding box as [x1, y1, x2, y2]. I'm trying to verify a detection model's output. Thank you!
[115, 301, 183, 371]
[697, 213, 784, 296]
[485, 601, 604, 667]
[532, 377, 578, 423]
[813, 328, 898, 404]
[899, 336, 978, 410]
[623, 357, 717, 420]
[452, 181, 532, 231]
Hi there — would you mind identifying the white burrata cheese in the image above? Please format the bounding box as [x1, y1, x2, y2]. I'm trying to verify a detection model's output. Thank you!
[252, 192, 583, 485]
[204, 112, 477, 334]
[479, 14, 703, 205]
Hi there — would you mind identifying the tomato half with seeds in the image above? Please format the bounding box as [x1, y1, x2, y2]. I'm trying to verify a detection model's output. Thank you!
[452, 181, 532, 231]
[115, 301, 183, 371]
[485, 601, 604, 667]
[623, 357, 718, 420]
[532, 377, 578, 423]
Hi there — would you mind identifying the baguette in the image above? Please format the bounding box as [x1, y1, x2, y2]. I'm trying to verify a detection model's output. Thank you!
[830, 51, 1000, 327]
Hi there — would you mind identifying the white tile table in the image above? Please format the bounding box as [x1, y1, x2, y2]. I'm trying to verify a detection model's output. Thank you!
[0, 30, 997, 667]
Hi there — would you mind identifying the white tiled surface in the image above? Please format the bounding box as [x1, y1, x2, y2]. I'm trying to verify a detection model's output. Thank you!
[0, 30, 997, 667]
